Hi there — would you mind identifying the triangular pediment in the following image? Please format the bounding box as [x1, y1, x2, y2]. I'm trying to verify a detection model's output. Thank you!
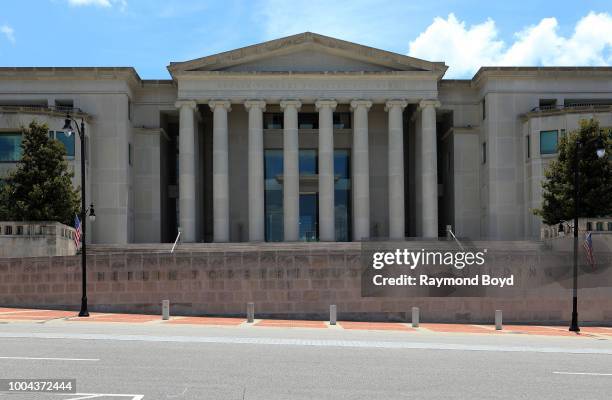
[168, 32, 446, 76]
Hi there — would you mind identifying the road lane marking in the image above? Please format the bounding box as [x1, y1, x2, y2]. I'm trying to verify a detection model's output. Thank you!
[0, 356, 99, 361]
[53, 394, 144, 400]
[0, 331, 611, 355]
[553, 371, 612, 376]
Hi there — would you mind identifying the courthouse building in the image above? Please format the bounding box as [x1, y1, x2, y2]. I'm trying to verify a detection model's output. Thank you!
[0, 32, 611, 244]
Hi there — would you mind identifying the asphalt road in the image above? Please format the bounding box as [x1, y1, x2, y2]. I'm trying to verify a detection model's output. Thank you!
[0, 322, 610, 399]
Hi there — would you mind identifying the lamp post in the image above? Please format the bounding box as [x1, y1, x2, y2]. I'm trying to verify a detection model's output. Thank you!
[569, 132, 606, 332]
[63, 114, 96, 317]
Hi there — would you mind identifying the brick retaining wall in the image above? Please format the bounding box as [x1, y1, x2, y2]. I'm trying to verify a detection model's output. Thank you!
[1, 244, 611, 324]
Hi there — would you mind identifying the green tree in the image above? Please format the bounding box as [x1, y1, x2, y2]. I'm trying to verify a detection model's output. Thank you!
[0, 121, 80, 225]
[534, 119, 612, 225]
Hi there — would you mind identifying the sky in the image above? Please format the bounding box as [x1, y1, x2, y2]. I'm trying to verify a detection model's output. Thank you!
[0, 0, 611, 79]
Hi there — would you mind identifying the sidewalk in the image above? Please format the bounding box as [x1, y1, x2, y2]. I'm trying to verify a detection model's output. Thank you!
[1, 307, 611, 338]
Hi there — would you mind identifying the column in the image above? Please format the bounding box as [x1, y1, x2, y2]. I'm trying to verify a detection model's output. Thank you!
[244, 100, 266, 242]
[315, 99, 337, 241]
[350, 100, 372, 241]
[208, 100, 231, 242]
[175, 100, 197, 242]
[420, 99, 441, 238]
[280, 100, 301, 241]
[385, 100, 408, 240]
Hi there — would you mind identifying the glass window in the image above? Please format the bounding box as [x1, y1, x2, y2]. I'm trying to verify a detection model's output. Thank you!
[0, 132, 22, 161]
[333, 112, 351, 129]
[540, 130, 558, 155]
[482, 98, 486, 120]
[481, 142, 486, 164]
[298, 113, 318, 129]
[334, 149, 351, 242]
[49, 130, 75, 158]
[526, 135, 530, 159]
[299, 149, 317, 175]
[264, 149, 283, 242]
[586, 222, 593, 231]
[596, 222, 604, 231]
[263, 113, 283, 129]
[607, 222, 612, 231]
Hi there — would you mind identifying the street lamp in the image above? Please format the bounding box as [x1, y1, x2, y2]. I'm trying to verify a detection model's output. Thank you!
[63, 114, 96, 317]
[569, 132, 606, 332]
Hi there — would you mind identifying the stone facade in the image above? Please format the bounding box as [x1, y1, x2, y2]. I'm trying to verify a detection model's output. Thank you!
[0, 33, 610, 246]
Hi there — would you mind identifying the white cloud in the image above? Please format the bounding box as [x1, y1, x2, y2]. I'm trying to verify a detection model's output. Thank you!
[67, 0, 126, 10]
[409, 12, 612, 78]
[1, 25, 15, 44]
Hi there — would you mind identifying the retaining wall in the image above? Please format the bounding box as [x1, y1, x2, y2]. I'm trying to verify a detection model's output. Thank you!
[0, 243, 610, 324]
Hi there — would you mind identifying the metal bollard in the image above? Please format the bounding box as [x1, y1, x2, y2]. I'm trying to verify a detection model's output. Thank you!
[247, 302, 255, 323]
[412, 307, 419, 328]
[329, 305, 337, 325]
[162, 299, 170, 320]
[495, 310, 503, 330]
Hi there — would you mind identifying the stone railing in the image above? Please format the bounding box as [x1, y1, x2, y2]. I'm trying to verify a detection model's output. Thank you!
[0, 221, 77, 257]
[541, 217, 612, 240]
[0, 105, 90, 121]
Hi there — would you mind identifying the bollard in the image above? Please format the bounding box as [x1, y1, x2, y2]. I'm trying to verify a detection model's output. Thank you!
[162, 299, 170, 320]
[247, 302, 255, 323]
[412, 307, 419, 328]
[329, 305, 337, 325]
[495, 310, 503, 330]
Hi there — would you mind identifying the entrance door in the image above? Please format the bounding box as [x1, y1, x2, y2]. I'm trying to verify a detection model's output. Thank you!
[299, 193, 318, 241]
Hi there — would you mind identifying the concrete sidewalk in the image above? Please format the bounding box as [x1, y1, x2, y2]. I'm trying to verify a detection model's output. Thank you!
[1, 307, 611, 338]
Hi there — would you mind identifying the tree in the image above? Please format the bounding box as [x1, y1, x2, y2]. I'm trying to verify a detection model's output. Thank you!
[0, 121, 80, 225]
[534, 119, 612, 225]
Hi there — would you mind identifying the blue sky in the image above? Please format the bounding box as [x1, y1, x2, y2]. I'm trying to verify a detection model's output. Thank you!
[0, 0, 611, 79]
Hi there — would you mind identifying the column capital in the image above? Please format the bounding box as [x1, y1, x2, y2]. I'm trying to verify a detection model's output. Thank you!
[419, 99, 441, 109]
[244, 100, 267, 111]
[280, 100, 302, 110]
[208, 100, 232, 112]
[350, 100, 373, 111]
[175, 99, 197, 110]
[315, 99, 337, 111]
[384, 99, 408, 112]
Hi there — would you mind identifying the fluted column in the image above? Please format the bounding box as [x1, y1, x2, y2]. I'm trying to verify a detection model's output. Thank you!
[245, 100, 266, 242]
[175, 100, 197, 242]
[350, 100, 372, 241]
[385, 100, 408, 240]
[315, 99, 337, 242]
[209, 100, 231, 242]
[420, 99, 440, 238]
[280, 100, 301, 241]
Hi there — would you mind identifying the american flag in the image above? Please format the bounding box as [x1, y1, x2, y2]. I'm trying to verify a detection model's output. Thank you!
[74, 214, 82, 249]
[583, 231, 595, 267]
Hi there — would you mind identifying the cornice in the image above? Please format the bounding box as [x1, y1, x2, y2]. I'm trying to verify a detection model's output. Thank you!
[472, 66, 612, 88]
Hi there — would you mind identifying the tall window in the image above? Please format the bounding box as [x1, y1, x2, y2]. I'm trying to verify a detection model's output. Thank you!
[540, 130, 558, 155]
[526, 135, 531, 159]
[298, 113, 318, 129]
[334, 149, 351, 242]
[333, 112, 351, 129]
[264, 149, 283, 242]
[481, 142, 487, 164]
[299, 149, 317, 175]
[482, 97, 486, 120]
[49, 130, 75, 158]
[263, 113, 283, 129]
[0, 132, 22, 162]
